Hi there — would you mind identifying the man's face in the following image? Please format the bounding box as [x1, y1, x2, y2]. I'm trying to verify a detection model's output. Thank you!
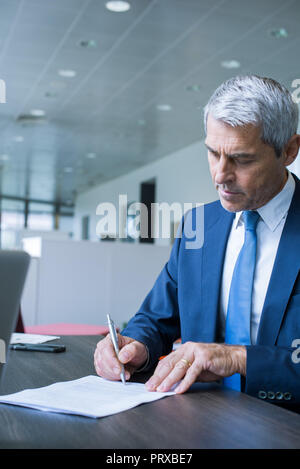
[205, 114, 288, 212]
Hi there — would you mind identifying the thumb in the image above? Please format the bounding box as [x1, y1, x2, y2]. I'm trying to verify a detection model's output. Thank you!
[118, 337, 148, 368]
[118, 343, 135, 364]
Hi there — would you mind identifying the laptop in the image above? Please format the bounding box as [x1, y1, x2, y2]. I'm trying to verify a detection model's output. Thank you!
[0, 250, 30, 384]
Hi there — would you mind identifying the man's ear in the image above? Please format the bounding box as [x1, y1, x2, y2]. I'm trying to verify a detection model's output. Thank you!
[283, 134, 300, 166]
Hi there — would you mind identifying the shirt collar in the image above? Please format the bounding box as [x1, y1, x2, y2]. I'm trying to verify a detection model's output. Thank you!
[233, 171, 295, 232]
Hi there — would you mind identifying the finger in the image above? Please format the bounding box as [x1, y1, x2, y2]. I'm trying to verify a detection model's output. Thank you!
[94, 353, 102, 376]
[118, 340, 148, 369]
[145, 355, 177, 391]
[95, 337, 125, 380]
[174, 362, 202, 394]
[96, 335, 147, 381]
[118, 342, 137, 364]
[156, 359, 194, 392]
[122, 363, 136, 381]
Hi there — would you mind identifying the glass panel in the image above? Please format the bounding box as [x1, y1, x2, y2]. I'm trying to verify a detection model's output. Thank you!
[28, 202, 54, 214]
[27, 213, 53, 231]
[0, 199, 25, 249]
[1, 199, 25, 212]
[60, 205, 74, 216]
[27, 202, 54, 231]
[1, 209, 24, 230]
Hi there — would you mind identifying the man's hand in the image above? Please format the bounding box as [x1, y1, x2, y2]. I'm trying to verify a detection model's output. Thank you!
[94, 334, 148, 382]
[145, 342, 246, 394]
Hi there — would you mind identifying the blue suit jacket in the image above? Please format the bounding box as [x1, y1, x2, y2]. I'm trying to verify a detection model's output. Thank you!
[123, 173, 300, 412]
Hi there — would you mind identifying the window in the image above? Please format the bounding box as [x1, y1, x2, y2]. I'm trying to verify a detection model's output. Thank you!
[0, 199, 25, 249]
[27, 202, 54, 231]
[0, 198, 74, 249]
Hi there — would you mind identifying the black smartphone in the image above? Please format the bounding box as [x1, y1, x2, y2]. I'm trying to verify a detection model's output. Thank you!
[10, 343, 66, 353]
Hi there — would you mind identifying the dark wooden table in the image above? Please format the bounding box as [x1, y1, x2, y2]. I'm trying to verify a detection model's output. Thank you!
[0, 335, 299, 449]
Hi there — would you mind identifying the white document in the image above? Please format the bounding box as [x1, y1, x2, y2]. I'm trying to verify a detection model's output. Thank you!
[10, 333, 60, 345]
[0, 375, 175, 418]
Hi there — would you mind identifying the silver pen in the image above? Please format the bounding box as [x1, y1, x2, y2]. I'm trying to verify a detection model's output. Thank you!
[107, 314, 126, 385]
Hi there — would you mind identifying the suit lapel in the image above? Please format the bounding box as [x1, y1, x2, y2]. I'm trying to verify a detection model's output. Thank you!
[257, 174, 300, 345]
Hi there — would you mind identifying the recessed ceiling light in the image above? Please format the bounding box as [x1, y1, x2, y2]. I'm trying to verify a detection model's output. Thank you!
[78, 39, 97, 48]
[30, 109, 46, 117]
[13, 135, 24, 142]
[86, 152, 96, 159]
[58, 69, 77, 78]
[156, 104, 172, 111]
[221, 60, 241, 69]
[105, 1, 131, 12]
[269, 28, 288, 38]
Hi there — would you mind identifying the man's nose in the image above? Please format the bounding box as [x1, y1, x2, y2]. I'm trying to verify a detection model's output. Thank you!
[214, 155, 235, 185]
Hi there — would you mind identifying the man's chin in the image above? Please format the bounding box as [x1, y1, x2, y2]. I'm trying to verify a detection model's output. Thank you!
[217, 188, 245, 211]
[219, 197, 244, 213]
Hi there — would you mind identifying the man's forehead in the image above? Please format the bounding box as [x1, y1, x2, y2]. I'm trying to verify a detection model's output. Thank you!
[205, 115, 261, 147]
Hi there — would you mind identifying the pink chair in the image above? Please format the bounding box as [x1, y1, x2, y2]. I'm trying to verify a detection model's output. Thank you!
[25, 323, 111, 336]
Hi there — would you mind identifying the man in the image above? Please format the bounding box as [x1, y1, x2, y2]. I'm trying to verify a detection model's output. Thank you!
[94, 75, 300, 412]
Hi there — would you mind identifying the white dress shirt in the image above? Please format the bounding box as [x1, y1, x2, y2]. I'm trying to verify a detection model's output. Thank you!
[219, 171, 295, 345]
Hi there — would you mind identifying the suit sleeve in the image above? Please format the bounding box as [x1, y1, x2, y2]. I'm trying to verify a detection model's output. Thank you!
[245, 344, 300, 410]
[121, 224, 182, 370]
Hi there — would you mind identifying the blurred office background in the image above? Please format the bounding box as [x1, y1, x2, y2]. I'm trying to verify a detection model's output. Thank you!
[0, 0, 299, 329]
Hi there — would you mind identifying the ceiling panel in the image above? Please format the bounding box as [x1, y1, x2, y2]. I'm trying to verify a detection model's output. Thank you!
[0, 0, 299, 204]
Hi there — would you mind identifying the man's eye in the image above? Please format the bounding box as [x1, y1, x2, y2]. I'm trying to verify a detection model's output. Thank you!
[236, 158, 252, 165]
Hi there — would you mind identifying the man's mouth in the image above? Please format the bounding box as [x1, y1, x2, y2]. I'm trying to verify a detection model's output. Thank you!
[218, 187, 242, 198]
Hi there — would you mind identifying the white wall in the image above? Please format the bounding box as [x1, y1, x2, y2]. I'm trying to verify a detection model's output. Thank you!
[21, 239, 171, 328]
[74, 140, 217, 243]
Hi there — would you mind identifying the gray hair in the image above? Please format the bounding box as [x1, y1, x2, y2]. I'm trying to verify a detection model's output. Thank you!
[204, 75, 299, 157]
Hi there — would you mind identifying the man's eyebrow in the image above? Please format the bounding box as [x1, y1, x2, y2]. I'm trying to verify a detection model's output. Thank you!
[205, 143, 218, 153]
[204, 143, 256, 158]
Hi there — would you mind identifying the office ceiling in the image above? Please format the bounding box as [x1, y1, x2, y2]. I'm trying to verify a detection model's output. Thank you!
[0, 0, 300, 205]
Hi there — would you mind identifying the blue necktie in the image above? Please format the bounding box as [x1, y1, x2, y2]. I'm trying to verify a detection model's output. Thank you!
[224, 210, 260, 391]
